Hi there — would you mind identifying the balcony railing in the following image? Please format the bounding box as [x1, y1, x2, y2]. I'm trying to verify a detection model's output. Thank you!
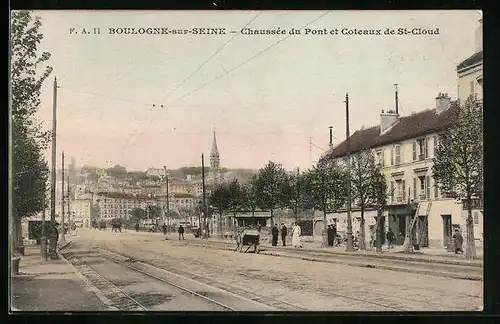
[462, 198, 483, 210]
[393, 195, 404, 203]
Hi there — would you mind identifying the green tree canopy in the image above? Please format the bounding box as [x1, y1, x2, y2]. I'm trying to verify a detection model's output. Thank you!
[106, 165, 127, 179]
[432, 97, 483, 259]
[254, 161, 290, 223]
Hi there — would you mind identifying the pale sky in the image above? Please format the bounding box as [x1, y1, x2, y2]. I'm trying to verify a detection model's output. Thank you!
[29, 10, 481, 171]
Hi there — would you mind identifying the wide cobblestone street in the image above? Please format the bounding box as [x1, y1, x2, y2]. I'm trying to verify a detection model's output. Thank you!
[75, 229, 482, 311]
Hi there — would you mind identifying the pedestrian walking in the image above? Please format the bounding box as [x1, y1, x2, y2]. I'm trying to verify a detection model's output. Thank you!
[162, 224, 167, 236]
[135, 222, 139, 232]
[271, 224, 279, 246]
[281, 223, 287, 246]
[178, 225, 185, 240]
[292, 223, 302, 248]
[386, 228, 395, 249]
[452, 229, 463, 254]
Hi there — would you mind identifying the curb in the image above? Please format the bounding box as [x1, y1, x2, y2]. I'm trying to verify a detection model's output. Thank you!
[260, 250, 483, 281]
[59, 251, 119, 311]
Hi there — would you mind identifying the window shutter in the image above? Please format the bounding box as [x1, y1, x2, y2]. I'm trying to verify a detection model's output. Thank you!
[380, 149, 385, 166]
[390, 181, 394, 201]
[426, 137, 431, 158]
[399, 145, 404, 164]
[402, 180, 406, 200]
[412, 141, 417, 161]
[391, 147, 394, 166]
[413, 178, 417, 200]
[434, 136, 438, 157]
[426, 176, 430, 199]
[433, 177, 439, 198]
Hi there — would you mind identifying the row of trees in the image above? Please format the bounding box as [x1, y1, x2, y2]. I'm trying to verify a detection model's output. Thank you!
[209, 152, 389, 249]
[11, 11, 53, 254]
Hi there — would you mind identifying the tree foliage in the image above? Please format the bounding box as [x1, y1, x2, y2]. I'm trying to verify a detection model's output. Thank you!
[208, 182, 231, 215]
[106, 165, 127, 179]
[11, 11, 53, 148]
[302, 161, 347, 245]
[11, 11, 52, 252]
[350, 149, 387, 250]
[432, 97, 483, 259]
[254, 161, 290, 222]
[128, 207, 147, 222]
[12, 121, 49, 220]
[241, 175, 259, 215]
[281, 169, 314, 220]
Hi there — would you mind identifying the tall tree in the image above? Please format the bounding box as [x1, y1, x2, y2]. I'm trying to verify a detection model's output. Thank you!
[106, 165, 128, 179]
[242, 175, 259, 218]
[350, 149, 386, 250]
[208, 182, 231, 236]
[369, 170, 389, 253]
[433, 98, 483, 260]
[282, 169, 314, 221]
[10, 11, 53, 253]
[128, 207, 147, 223]
[254, 161, 290, 226]
[302, 161, 348, 247]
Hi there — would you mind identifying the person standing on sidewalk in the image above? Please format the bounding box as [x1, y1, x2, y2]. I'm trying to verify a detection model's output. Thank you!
[292, 223, 302, 248]
[271, 224, 279, 246]
[452, 229, 463, 254]
[327, 225, 333, 246]
[178, 225, 185, 240]
[386, 228, 395, 249]
[281, 223, 287, 246]
[162, 224, 167, 236]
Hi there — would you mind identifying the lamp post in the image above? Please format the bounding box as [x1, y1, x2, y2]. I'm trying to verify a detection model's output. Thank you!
[41, 185, 49, 260]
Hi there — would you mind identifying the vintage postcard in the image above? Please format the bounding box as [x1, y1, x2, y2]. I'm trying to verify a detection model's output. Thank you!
[10, 10, 483, 312]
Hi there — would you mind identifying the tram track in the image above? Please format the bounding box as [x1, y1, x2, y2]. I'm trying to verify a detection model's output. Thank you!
[114, 239, 413, 311]
[62, 242, 244, 311]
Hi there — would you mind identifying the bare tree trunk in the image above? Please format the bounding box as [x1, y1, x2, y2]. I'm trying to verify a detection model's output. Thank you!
[359, 208, 366, 250]
[219, 212, 223, 238]
[403, 213, 412, 253]
[376, 209, 383, 253]
[465, 203, 477, 259]
[321, 209, 328, 247]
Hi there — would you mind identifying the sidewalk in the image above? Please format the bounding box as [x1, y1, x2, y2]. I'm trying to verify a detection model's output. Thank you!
[10, 244, 111, 312]
[162, 232, 483, 266]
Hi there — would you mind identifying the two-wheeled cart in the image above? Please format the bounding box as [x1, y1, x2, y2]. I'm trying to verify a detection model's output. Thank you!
[235, 228, 260, 254]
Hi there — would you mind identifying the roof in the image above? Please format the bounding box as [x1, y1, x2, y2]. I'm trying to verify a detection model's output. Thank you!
[96, 192, 156, 200]
[457, 51, 483, 71]
[321, 103, 459, 161]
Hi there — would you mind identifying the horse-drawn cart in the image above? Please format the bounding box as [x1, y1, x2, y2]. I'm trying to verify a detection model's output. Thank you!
[235, 227, 260, 253]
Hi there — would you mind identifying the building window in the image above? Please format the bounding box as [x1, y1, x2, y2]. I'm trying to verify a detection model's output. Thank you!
[376, 149, 384, 167]
[415, 138, 428, 160]
[394, 144, 402, 165]
[474, 212, 479, 225]
[434, 136, 439, 157]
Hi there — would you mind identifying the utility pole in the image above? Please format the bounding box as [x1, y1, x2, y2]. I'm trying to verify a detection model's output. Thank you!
[164, 166, 169, 233]
[49, 77, 58, 259]
[296, 167, 300, 221]
[202, 153, 208, 238]
[41, 186, 47, 260]
[345, 93, 354, 252]
[67, 175, 71, 236]
[60, 151, 66, 243]
[394, 84, 399, 115]
[329, 126, 333, 148]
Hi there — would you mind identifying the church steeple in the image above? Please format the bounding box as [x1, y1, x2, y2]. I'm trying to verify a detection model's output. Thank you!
[209, 130, 221, 185]
[210, 130, 219, 158]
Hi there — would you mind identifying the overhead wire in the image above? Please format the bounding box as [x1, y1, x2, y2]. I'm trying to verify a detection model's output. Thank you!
[118, 12, 264, 153]
[162, 11, 332, 107]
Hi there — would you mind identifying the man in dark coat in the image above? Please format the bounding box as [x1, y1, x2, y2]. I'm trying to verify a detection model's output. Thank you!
[178, 225, 185, 240]
[327, 225, 334, 246]
[135, 222, 139, 232]
[281, 223, 287, 246]
[162, 224, 167, 236]
[271, 224, 279, 246]
[452, 229, 463, 254]
[386, 228, 395, 249]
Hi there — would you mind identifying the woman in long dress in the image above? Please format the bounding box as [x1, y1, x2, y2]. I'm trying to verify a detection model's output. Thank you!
[292, 223, 302, 248]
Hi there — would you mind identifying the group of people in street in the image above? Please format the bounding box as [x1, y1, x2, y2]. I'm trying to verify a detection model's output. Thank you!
[271, 222, 303, 248]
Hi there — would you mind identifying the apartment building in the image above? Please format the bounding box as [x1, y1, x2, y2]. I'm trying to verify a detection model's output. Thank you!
[73, 198, 92, 228]
[457, 19, 482, 103]
[320, 94, 483, 249]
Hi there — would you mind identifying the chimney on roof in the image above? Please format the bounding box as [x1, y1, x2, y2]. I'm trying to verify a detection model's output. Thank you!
[380, 109, 399, 134]
[436, 92, 451, 114]
[328, 126, 333, 148]
[394, 84, 399, 115]
[475, 18, 483, 53]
